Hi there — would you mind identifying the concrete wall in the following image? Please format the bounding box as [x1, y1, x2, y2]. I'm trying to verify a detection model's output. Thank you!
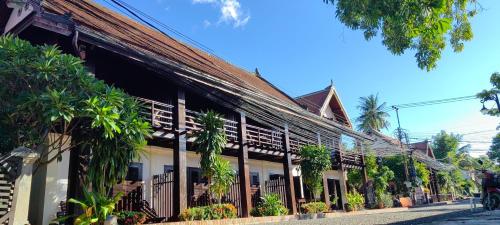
[28, 134, 70, 225]
[138, 145, 299, 203]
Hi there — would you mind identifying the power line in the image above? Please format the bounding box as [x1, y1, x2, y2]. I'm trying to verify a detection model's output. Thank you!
[391, 95, 476, 110]
[106, 0, 216, 55]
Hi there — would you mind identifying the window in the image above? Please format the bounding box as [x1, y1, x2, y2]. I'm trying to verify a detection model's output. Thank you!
[164, 165, 173, 173]
[125, 162, 143, 181]
[250, 172, 260, 186]
[269, 174, 284, 180]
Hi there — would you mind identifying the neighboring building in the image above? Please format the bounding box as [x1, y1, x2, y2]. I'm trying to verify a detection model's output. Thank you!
[0, 0, 372, 224]
[368, 130, 451, 203]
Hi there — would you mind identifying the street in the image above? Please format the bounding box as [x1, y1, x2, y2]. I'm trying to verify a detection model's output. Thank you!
[263, 201, 499, 225]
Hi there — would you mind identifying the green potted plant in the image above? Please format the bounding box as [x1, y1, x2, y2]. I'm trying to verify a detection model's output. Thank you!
[250, 194, 288, 217]
[346, 190, 365, 212]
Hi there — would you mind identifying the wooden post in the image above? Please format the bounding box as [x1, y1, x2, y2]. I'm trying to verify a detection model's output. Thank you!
[237, 112, 252, 217]
[318, 132, 331, 207]
[282, 124, 297, 215]
[173, 88, 187, 220]
[358, 141, 369, 206]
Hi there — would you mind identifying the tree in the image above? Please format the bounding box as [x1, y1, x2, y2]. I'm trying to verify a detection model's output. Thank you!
[477, 72, 500, 116]
[414, 161, 430, 187]
[489, 133, 500, 162]
[382, 155, 406, 194]
[356, 94, 390, 133]
[299, 145, 332, 200]
[322, 0, 478, 71]
[0, 36, 151, 194]
[432, 131, 461, 161]
[192, 110, 229, 203]
[211, 157, 235, 204]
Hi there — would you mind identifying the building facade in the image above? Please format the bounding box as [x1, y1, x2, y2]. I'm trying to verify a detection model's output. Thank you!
[1, 0, 372, 224]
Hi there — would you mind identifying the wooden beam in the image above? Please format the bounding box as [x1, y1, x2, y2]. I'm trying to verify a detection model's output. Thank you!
[173, 88, 187, 220]
[282, 124, 297, 215]
[322, 175, 330, 209]
[237, 112, 252, 217]
[358, 141, 369, 206]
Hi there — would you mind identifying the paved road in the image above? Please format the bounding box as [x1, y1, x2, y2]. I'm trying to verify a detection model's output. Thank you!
[430, 209, 500, 225]
[263, 201, 494, 225]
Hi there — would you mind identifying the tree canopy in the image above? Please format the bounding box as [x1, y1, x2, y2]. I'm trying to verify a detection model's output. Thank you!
[477, 72, 500, 117]
[356, 94, 390, 133]
[489, 133, 500, 163]
[432, 130, 461, 161]
[299, 145, 332, 200]
[323, 0, 478, 71]
[0, 36, 151, 193]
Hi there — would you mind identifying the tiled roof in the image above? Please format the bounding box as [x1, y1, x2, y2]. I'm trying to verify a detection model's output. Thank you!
[41, 0, 299, 106]
[295, 88, 329, 115]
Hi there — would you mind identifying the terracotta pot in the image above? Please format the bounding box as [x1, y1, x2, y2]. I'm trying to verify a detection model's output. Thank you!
[378, 202, 385, 209]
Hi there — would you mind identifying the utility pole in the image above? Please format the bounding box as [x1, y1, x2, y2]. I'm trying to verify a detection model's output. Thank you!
[392, 106, 409, 182]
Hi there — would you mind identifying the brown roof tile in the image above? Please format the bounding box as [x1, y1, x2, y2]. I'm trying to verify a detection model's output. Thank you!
[41, 0, 299, 106]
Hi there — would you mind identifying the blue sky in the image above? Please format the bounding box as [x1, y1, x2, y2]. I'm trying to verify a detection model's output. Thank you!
[97, 0, 500, 155]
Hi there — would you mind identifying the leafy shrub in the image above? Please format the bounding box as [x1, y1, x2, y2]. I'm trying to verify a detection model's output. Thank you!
[179, 204, 237, 221]
[301, 202, 329, 214]
[116, 211, 147, 225]
[250, 194, 288, 217]
[378, 193, 393, 208]
[346, 190, 365, 211]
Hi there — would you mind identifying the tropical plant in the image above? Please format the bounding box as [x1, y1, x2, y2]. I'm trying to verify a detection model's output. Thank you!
[373, 165, 395, 207]
[0, 36, 151, 194]
[116, 211, 147, 225]
[301, 202, 329, 214]
[415, 161, 430, 187]
[382, 155, 406, 194]
[477, 72, 500, 117]
[57, 190, 123, 225]
[432, 131, 461, 162]
[250, 194, 288, 217]
[192, 110, 228, 198]
[489, 133, 500, 162]
[298, 145, 332, 200]
[356, 94, 390, 133]
[378, 192, 394, 208]
[210, 157, 236, 204]
[346, 190, 365, 211]
[322, 0, 478, 71]
[179, 204, 237, 221]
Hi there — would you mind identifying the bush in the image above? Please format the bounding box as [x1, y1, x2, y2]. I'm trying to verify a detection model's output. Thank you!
[116, 211, 147, 225]
[346, 190, 365, 211]
[179, 204, 237, 221]
[378, 193, 393, 208]
[301, 202, 329, 214]
[250, 194, 288, 217]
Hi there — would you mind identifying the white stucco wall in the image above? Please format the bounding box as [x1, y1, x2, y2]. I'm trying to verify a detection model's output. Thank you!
[138, 145, 299, 202]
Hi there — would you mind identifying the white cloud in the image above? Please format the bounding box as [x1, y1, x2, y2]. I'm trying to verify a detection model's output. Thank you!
[203, 19, 211, 28]
[192, 0, 250, 28]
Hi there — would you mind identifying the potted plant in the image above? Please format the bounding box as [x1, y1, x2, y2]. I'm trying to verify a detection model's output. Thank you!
[346, 190, 365, 212]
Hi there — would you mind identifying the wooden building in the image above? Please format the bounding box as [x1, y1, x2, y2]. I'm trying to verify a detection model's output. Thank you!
[1, 0, 372, 224]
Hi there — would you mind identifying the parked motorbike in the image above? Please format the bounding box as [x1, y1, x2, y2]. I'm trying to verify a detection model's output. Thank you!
[478, 161, 500, 210]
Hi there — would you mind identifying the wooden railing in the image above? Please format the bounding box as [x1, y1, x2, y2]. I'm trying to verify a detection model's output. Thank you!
[289, 138, 311, 154]
[137, 97, 174, 130]
[185, 109, 239, 142]
[264, 177, 287, 207]
[246, 125, 283, 150]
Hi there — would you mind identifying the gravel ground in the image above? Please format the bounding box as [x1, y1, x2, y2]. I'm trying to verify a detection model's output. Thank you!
[263, 201, 481, 225]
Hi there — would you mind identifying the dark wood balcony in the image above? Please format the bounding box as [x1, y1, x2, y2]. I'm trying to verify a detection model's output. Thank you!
[137, 97, 310, 159]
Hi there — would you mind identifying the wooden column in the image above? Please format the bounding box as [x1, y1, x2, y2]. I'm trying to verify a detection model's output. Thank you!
[173, 88, 187, 219]
[237, 112, 252, 217]
[318, 133, 331, 207]
[282, 124, 297, 215]
[358, 141, 369, 205]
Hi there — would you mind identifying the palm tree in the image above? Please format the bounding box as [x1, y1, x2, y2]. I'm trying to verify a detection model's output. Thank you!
[356, 94, 390, 133]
